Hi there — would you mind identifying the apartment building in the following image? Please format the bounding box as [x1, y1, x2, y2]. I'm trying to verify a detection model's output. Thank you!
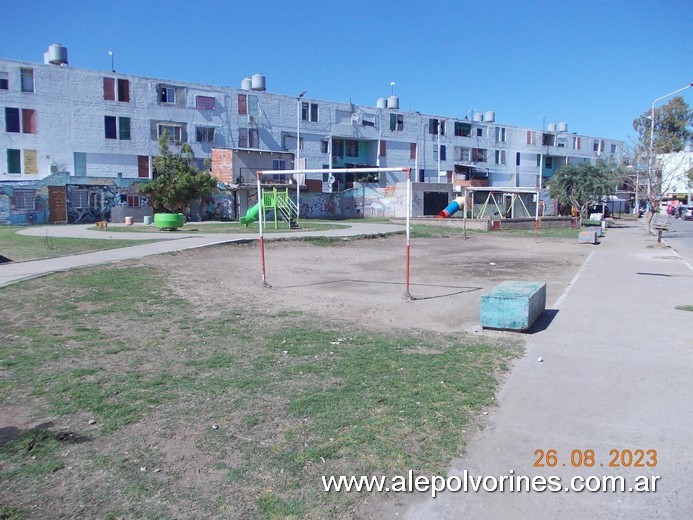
[0, 44, 623, 224]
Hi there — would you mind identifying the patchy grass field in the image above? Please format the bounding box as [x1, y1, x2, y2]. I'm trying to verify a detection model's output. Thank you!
[0, 263, 521, 519]
[99, 221, 347, 234]
[0, 226, 162, 263]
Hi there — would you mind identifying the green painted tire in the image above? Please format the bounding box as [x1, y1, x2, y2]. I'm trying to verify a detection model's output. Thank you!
[154, 213, 185, 230]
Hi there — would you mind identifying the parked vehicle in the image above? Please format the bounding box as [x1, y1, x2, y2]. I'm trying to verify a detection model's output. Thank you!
[587, 205, 611, 218]
[682, 206, 693, 220]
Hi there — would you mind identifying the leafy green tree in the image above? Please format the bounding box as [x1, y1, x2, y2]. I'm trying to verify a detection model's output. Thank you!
[631, 96, 692, 232]
[633, 96, 692, 154]
[141, 134, 217, 214]
[547, 162, 618, 220]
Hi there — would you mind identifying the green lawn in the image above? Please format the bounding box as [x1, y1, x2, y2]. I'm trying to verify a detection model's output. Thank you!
[0, 264, 521, 519]
[0, 226, 163, 263]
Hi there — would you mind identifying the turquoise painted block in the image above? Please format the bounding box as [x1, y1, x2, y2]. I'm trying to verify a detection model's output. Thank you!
[480, 281, 547, 331]
[579, 230, 597, 244]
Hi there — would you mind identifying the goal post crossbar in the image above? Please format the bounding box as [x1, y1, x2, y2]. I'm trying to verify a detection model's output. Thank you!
[254, 167, 413, 297]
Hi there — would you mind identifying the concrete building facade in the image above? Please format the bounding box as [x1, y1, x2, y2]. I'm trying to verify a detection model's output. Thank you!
[0, 44, 624, 224]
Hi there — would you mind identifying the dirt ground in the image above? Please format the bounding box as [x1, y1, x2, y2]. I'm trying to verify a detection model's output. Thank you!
[1, 231, 590, 519]
[140, 233, 589, 335]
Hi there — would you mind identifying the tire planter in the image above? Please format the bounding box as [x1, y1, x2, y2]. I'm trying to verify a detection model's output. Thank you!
[154, 213, 185, 231]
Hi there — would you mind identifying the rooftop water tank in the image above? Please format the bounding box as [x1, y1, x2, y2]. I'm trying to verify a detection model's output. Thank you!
[251, 73, 266, 91]
[484, 111, 495, 122]
[44, 43, 68, 65]
[376, 97, 387, 109]
[547, 123, 557, 132]
[241, 77, 252, 90]
[387, 95, 399, 109]
[473, 112, 483, 122]
[558, 122, 568, 133]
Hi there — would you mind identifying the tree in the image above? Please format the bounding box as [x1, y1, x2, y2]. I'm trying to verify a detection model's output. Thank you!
[631, 96, 692, 232]
[141, 134, 217, 214]
[547, 162, 618, 221]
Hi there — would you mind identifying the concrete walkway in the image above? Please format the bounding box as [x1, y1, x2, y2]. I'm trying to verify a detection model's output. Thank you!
[0, 221, 405, 288]
[397, 222, 693, 519]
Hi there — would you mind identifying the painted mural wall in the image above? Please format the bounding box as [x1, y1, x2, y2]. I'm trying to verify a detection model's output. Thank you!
[0, 173, 151, 225]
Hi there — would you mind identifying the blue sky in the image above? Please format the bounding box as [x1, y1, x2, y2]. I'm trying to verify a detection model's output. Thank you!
[2, 0, 691, 146]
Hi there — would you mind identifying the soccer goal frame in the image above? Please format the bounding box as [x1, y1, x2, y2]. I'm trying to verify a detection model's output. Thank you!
[254, 167, 413, 298]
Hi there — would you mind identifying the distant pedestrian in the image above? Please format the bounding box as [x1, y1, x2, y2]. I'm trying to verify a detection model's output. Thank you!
[678, 206, 683, 218]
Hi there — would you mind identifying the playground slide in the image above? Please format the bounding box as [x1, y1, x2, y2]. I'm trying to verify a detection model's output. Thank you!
[239, 202, 261, 227]
[438, 196, 465, 218]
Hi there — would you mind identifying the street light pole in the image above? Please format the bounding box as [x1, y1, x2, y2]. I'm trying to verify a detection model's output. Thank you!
[647, 83, 693, 212]
[296, 91, 306, 219]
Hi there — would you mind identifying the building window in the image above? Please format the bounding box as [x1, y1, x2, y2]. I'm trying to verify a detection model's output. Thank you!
[454, 122, 471, 137]
[195, 126, 215, 143]
[238, 128, 248, 148]
[345, 140, 358, 157]
[302, 102, 318, 122]
[495, 127, 506, 142]
[103, 77, 115, 100]
[429, 118, 445, 135]
[542, 133, 555, 146]
[321, 140, 329, 154]
[272, 159, 287, 170]
[455, 146, 470, 162]
[238, 94, 247, 115]
[119, 117, 131, 140]
[593, 140, 604, 153]
[7, 149, 21, 173]
[0, 72, 8, 90]
[249, 128, 259, 148]
[495, 150, 506, 165]
[471, 148, 487, 162]
[71, 189, 90, 209]
[545, 157, 553, 169]
[158, 124, 182, 141]
[573, 136, 581, 150]
[248, 95, 259, 116]
[440, 145, 446, 161]
[196, 96, 216, 110]
[379, 140, 386, 157]
[127, 195, 140, 207]
[410, 143, 417, 160]
[516, 152, 521, 166]
[159, 86, 175, 103]
[105, 116, 129, 140]
[24, 149, 38, 174]
[20, 68, 34, 93]
[390, 113, 403, 131]
[332, 139, 344, 157]
[138, 156, 149, 178]
[5, 107, 20, 132]
[527, 131, 535, 146]
[105, 116, 117, 139]
[117, 79, 130, 102]
[476, 127, 483, 137]
[22, 109, 36, 133]
[74, 152, 87, 176]
[14, 189, 36, 209]
[611, 144, 617, 154]
[536, 154, 541, 167]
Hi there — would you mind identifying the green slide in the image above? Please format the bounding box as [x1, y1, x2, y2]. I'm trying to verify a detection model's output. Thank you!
[239, 202, 261, 227]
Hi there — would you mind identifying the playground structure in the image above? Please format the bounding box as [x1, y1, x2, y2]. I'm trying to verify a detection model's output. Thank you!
[438, 196, 465, 218]
[254, 167, 413, 296]
[239, 187, 299, 229]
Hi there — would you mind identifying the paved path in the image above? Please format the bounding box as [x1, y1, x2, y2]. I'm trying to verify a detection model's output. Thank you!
[395, 222, 693, 519]
[0, 221, 405, 288]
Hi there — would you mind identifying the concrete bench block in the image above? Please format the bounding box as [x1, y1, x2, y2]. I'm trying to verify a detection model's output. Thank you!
[579, 230, 598, 244]
[480, 281, 547, 331]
